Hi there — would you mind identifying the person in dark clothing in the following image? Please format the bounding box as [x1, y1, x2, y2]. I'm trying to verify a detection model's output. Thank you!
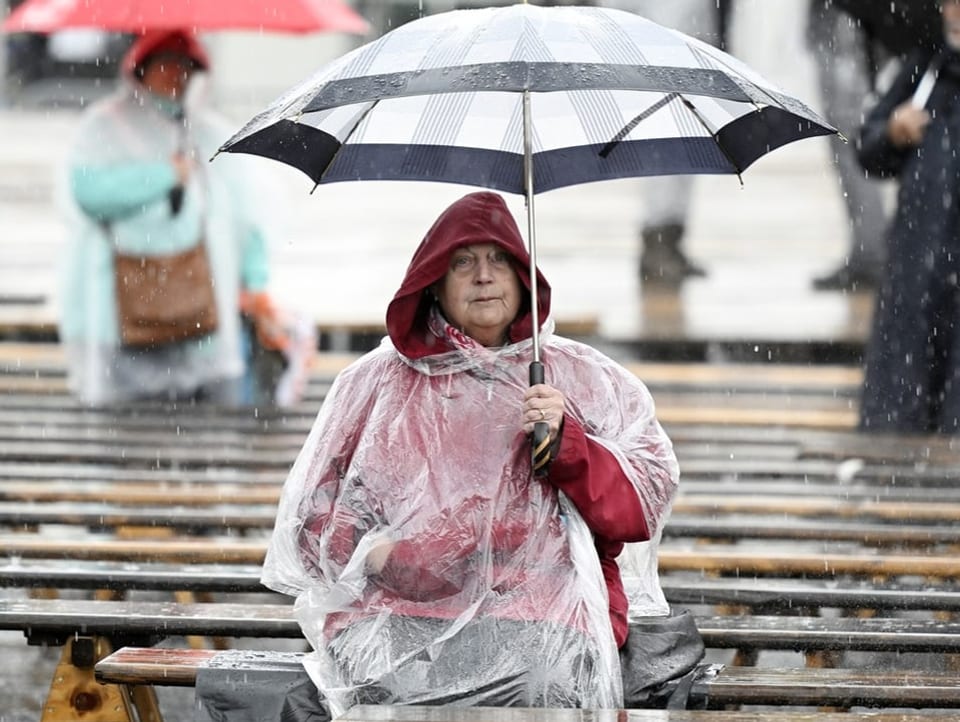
[808, 0, 889, 292]
[858, 0, 960, 433]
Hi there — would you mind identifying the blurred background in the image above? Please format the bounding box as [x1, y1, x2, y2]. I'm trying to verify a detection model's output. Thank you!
[0, 0, 888, 364]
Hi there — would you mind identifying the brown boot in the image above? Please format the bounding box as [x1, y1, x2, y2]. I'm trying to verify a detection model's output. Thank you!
[640, 223, 706, 285]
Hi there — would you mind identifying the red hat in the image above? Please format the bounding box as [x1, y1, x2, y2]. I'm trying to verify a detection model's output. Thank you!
[122, 29, 210, 79]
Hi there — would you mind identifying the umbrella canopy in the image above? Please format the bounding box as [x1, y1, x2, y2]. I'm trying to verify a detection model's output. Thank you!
[2, 0, 370, 35]
[220, 3, 835, 193]
[833, 0, 942, 55]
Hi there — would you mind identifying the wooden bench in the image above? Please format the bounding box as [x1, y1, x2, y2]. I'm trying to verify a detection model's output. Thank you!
[9, 562, 960, 617]
[9, 500, 960, 551]
[670, 495, 960, 524]
[4, 596, 959, 720]
[10, 597, 960, 657]
[0, 342, 862, 396]
[12, 537, 960, 581]
[0, 341, 866, 430]
[340, 705, 960, 722]
[94, 646, 960, 712]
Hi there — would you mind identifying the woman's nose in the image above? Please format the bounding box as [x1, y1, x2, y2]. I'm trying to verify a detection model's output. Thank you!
[474, 259, 495, 282]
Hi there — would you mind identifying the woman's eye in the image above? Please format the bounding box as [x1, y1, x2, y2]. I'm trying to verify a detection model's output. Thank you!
[453, 256, 475, 269]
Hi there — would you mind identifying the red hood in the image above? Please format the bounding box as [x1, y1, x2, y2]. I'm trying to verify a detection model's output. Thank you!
[386, 191, 551, 359]
[122, 29, 210, 80]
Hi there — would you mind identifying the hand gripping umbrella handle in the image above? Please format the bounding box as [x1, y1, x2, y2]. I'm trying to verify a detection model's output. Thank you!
[529, 360, 551, 473]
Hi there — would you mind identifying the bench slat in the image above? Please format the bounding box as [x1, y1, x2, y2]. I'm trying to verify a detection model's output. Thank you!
[8, 501, 960, 547]
[93, 647, 960, 709]
[10, 539, 960, 579]
[7, 563, 960, 614]
[697, 666, 960, 708]
[10, 599, 960, 654]
[342, 705, 958, 722]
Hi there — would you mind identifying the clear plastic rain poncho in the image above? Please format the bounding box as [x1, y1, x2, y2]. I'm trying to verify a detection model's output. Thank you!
[262, 192, 680, 716]
[56, 30, 277, 405]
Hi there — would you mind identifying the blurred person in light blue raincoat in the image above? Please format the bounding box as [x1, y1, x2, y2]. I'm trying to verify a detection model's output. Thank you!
[57, 29, 278, 405]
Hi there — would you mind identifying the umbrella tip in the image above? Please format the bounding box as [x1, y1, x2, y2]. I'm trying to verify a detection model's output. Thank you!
[209, 149, 222, 163]
[837, 131, 849, 144]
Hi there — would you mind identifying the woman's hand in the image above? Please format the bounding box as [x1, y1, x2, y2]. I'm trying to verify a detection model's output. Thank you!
[522, 384, 565, 442]
[171, 152, 193, 185]
[887, 102, 930, 148]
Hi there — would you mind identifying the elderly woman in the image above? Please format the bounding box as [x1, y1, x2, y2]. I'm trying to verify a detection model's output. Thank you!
[262, 192, 687, 715]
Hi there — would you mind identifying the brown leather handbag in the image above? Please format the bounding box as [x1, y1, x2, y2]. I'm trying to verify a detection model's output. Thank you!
[114, 241, 219, 348]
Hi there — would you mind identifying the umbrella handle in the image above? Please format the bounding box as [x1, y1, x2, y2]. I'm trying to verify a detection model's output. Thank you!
[529, 360, 551, 473]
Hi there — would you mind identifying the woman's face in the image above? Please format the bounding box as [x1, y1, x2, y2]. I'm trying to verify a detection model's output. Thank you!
[140, 52, 196, 101]
[436, 243, 522, 347]
[945, 0, 960, 51]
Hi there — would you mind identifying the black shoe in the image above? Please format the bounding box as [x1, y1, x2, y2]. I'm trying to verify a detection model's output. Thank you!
[640, 223, 707, 285]
[812, 265, 879, 292]
[641, 251, 707, 285]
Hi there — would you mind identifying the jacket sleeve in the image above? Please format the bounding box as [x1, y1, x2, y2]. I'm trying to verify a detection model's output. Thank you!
[240, 226, 270, 292]
[544, 356, 678, 544]
[70, 161, 179, 222]
[858, 51, 931, 178]
[547, 415, 649, 541]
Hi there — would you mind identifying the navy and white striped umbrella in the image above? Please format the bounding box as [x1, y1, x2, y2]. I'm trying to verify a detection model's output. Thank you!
[220, 3, 836, 193]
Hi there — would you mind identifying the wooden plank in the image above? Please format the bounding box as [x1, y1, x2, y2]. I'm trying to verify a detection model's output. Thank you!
[0, 342, 861, 391]
[696, 666, 960, 709]
[676, 481, 960, 501]
[0, 423, 307, 450]
[0, 536, 268, 564]
[94, 647, 960, 710]
[0, 440, 296, 468]
[0, 561, 269, 593]
[344, 706, 955, 722]
[0, 406, 316, 434]
[0, 501, 279, 530]
[343, 706, 958, 722]
[0, 598, 299, 639]
[0, 462, 285, 484]
[661, 578, 960, 613]
[95, 646, 220, 687]
[7, 501, 960, 548]
[0, 482, 282, 505]
[8, 562, 960, 613]
[697, 614, 960, 653]
[11, 599, 960, 654]
[7, 538, 960, 580]
[676, 458, 959, 481]
[672, 494, 960, 523]
[658, 549, 960, 579]
[663, 516, 960, 546]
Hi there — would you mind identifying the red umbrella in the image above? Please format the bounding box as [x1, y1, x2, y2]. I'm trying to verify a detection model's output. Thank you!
[3, 0, 370, 35]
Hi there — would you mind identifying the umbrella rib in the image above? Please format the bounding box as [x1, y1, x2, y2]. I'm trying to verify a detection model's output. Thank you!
[309, 102, 379, 193]
[598, 93, 680, 159]
[677, 94, 744, 185]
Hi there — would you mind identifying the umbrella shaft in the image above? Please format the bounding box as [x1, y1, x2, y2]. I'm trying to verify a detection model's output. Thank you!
[522, 91, 541, 364]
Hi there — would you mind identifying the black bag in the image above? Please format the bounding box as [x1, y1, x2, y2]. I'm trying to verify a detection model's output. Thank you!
[619, 609, 707, 709]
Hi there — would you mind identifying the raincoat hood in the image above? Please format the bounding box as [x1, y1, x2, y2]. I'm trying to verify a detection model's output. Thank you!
[121, 28, 210, 81]
[386, 191, 551, 359]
